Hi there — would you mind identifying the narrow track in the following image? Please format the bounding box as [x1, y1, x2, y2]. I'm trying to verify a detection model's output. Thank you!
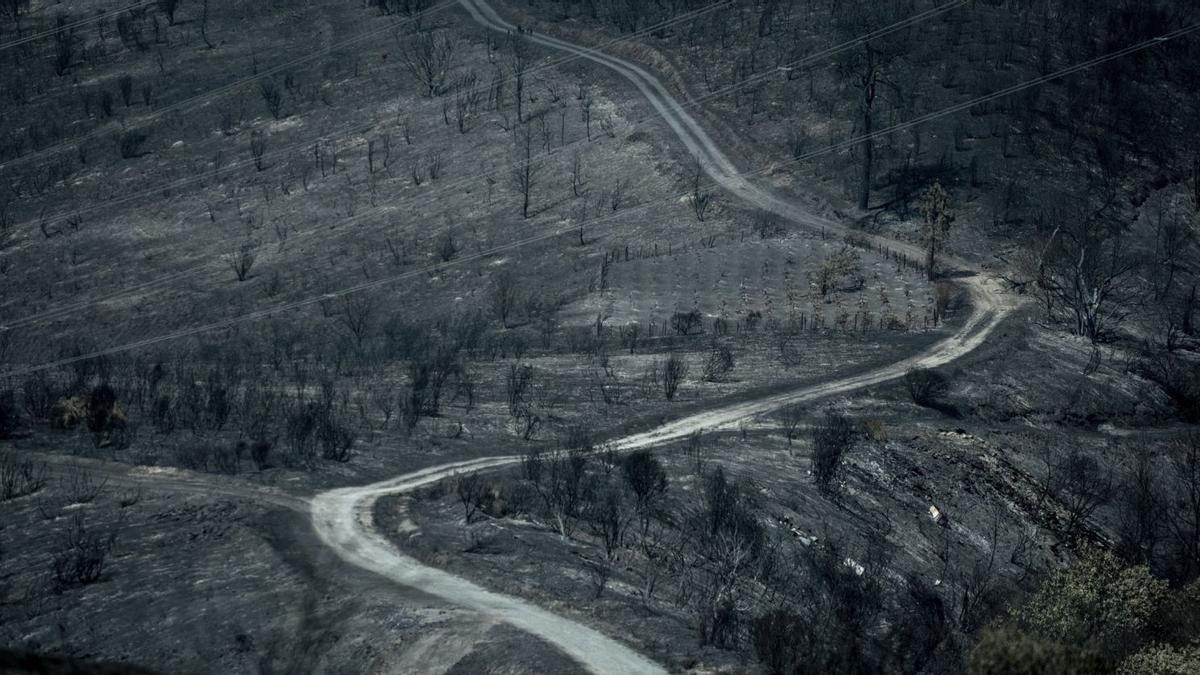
[310, 1, 1020, 673]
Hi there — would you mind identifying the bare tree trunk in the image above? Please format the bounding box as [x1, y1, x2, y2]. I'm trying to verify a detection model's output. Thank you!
[856, 48, 877, 211]
[859, 102, 873, 210]
[200, 0, 213, 49]
[509, 34, 529, 123]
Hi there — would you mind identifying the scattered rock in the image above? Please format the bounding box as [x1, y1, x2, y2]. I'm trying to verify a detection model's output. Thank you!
[843, 557, 865, 576]
[929, 504, 946, 525]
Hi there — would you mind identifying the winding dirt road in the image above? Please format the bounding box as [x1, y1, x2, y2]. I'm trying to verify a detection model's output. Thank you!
[310, 1, 1019, 673]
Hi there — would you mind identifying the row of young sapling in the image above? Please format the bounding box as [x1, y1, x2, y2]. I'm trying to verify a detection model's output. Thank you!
[0, 302, 857, 474]
[592, 223, 955, 338]
[1, 225, 949, 477]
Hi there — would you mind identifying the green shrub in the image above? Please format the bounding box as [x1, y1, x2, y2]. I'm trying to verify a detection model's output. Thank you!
[1119, 645, 1200, 675]
[1017, 549, 1166, 654]
[969, 625, 1109, 675]
[50, 396, 87, 429]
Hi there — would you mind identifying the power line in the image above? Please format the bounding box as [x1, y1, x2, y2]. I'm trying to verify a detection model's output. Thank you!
[0, 4, 735, 331]
[0, 0, 457, 172]
[5, 2, 731, 236]
[0, 1, 158, 52]
[6, 16, 1195, 378]
[2, 0, 956, 329]
[790, 22, 1200, 164]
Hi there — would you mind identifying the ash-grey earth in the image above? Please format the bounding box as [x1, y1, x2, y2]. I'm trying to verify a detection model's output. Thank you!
[1, 0, 1199, 673]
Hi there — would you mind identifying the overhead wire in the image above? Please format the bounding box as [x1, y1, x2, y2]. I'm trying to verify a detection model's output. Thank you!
[4, 18, 1196, 378]
[0, 0, 458, 172]
[0, 1, 158, 52]
[1, 0, 961, 330]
